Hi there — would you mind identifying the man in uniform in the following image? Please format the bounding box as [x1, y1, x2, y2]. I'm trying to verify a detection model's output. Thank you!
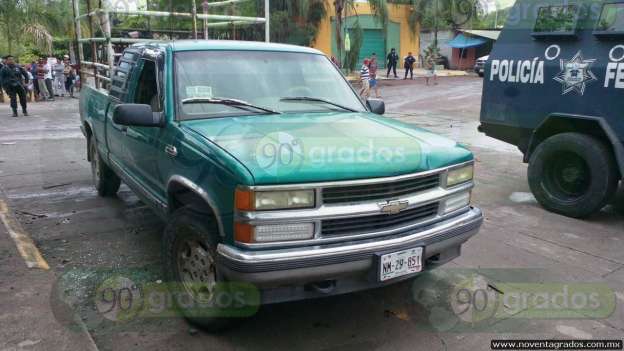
[386, 48, 399, 79]
[0, 55, 29, 117]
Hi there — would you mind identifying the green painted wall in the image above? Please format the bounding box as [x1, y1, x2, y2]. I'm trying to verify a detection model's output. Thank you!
[330, 15, 400, 70]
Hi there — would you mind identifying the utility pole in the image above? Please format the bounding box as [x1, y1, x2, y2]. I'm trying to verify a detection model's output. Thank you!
[265, 0, 270, 42]
[203, 0, 209, 39]
[191, 0, 198, 39]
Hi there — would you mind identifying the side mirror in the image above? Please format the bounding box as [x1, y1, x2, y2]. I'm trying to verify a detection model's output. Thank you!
[113, 104, 163, 127]
[367, 99, 385, 115]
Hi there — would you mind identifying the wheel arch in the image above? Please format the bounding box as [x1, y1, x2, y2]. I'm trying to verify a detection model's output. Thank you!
[526, 114, 624, 178]
[166, 175, 225, 238]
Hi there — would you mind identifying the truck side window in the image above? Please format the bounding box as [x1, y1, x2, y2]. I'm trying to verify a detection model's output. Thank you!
[596, 3, 624, 32]
[135, 60, 161, 112]
[533, 5, 578, 34]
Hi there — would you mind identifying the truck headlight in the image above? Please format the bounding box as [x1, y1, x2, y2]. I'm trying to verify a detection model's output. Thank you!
[446, 164, 474, 187]
[234, 222, 315, 243]
[235, 189, 315, 211]
[441, 192, 471, 214]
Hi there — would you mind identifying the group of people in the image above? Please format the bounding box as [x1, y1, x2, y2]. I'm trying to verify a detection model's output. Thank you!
[0, 55, 78, 117]
[360, 48, 439, 98]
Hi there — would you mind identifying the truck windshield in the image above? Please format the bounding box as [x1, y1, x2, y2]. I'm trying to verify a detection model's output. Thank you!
[174, 50, 366, 120]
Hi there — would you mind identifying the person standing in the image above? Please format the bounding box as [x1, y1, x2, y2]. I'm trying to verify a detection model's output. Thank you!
[0, 55, 29, 117]
[404, 52, 416, 80]
[386, 48, 399, 79]
[368, 54, 381, 98]
[44, 58, 55, 100]
[424, 53, 438, 86]
[36, 59, 50, 100]
[64, 59, 76, 98]
[53, 57, 65, 97]
[25, 65, 34, 102]
[30, 61, 39, 100]
[0, 57, 5, 103]
[359, 58, 371, 99]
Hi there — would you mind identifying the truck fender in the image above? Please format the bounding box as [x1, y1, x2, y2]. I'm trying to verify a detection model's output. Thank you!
[166, 175, 225, 238]
[525, 114, 624, 177]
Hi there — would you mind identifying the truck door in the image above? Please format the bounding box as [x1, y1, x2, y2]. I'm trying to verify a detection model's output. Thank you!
[106, 50, 139, 175]
[123, 57, 167, 200]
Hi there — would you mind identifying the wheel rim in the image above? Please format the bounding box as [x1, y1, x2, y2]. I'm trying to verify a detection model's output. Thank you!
[544, 151, 591, 200]
[90, 142, 101, 186]
[176, 233, 217, 304]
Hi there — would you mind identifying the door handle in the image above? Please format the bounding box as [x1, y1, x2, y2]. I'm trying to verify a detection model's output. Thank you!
[121, 126, 128, 133]
[165, 145, 178, 157]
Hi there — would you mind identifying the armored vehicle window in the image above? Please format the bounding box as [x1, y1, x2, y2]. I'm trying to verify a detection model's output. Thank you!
[534, 5, 578, 34]
[596, 3, 624, 32]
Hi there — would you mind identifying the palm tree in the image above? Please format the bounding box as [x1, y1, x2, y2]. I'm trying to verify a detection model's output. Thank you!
[0, 0, 55, 55]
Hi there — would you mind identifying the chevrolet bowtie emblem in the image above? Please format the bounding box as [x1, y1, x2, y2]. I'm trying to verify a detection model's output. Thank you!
[379, 200, 409, 215]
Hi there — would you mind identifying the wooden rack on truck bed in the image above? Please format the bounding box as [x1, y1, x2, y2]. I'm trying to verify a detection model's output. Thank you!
[71, 0, 270, 89]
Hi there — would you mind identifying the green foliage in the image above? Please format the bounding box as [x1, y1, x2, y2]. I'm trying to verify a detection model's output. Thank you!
[534, 5, 577, 33]
[345, 23, 363, 71]
[0, 0, 75, 56]
[269, 0, 327, 45]
[423, 42, 440, 68]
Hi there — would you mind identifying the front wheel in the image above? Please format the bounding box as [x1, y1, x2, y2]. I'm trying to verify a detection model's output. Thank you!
[528, 133, 619, 218]
[162, 207, 242, 331]
[89, 137, 121, 197]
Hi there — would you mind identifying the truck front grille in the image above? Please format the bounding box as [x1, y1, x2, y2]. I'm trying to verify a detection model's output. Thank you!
[321, 202, 439, 236]
[322, 174, 441, 204]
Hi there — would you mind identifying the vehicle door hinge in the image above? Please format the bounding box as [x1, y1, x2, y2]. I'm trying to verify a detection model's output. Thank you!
[165, 145, 177, 157]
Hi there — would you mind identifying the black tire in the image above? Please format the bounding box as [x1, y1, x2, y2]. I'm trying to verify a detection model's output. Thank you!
[613, 184, 624, 215]
[162, 207, 241, 332]
[478, 72, 484, 77]
[528, 133, 619, 218]
[89, 137, 121, 197]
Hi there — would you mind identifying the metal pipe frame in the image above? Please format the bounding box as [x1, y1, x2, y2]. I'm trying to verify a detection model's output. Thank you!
[204, 0, 251, 7]
[73, 0, 270, 87]
[77, 8, 265, 23]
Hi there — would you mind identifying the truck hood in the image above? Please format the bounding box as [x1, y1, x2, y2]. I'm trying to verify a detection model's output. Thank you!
[182, 112, 473, 185]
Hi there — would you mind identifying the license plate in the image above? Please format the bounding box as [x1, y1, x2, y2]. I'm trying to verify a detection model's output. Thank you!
[379, 247, 423, 281]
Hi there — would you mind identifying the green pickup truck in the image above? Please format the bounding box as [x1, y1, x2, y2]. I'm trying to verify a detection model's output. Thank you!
[80, 40, 483, 328]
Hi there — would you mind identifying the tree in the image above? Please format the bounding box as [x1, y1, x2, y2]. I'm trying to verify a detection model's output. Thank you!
[0, 0, 77, 57]
[395, 0, 483, 51]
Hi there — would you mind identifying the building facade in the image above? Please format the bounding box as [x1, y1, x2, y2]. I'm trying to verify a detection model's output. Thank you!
[311, 1, 420, 69]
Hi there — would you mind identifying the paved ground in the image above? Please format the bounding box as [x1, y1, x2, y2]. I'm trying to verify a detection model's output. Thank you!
[0, 77, 623, 351]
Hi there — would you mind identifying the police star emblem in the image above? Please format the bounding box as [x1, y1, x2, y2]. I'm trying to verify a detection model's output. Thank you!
[553, 51, 597, 95]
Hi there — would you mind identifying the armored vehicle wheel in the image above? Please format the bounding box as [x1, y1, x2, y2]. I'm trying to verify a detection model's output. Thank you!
[528, 133, 619, 218]
[89, 137, 121, 197]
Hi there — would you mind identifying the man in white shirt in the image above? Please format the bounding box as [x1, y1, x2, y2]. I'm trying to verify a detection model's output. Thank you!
[44, 59, 55, 100]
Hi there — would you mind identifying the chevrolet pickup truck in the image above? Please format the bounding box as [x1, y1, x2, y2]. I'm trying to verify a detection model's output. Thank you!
[80, 40, 483, 329]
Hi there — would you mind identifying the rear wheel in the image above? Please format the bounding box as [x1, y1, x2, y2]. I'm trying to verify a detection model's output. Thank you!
[89, 137, 121, 197]
[613, 184, 624, 215]
[528, 133, 619, 218]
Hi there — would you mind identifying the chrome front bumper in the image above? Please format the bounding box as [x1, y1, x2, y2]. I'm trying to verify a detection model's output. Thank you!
[217, 207, 483, 292]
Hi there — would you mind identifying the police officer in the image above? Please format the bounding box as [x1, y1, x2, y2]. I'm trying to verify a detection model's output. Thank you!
[0, 55, 29, 117]
[386, 48, 399, 79]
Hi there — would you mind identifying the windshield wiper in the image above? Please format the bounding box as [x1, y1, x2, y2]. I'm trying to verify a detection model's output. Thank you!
[279, 96, 357, 112]
[182, 97, 281, 115]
